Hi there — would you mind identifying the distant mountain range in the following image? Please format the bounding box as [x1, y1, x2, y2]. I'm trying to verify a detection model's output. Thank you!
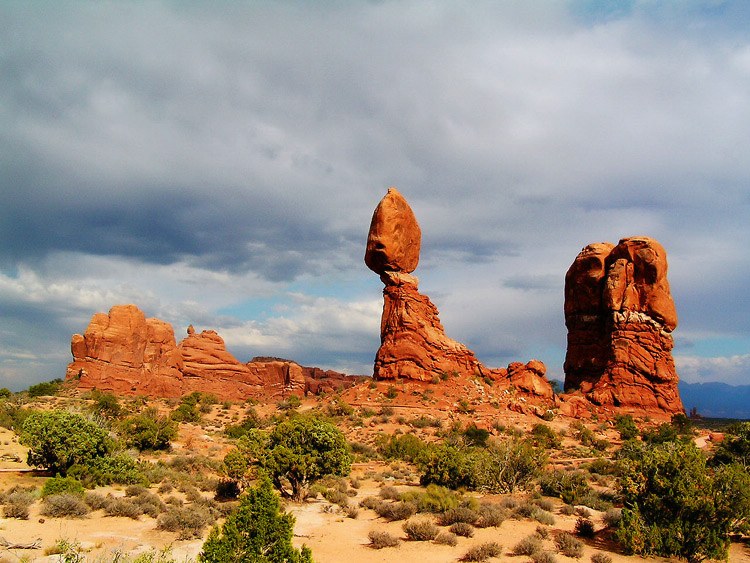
[678, 381, 750, 420]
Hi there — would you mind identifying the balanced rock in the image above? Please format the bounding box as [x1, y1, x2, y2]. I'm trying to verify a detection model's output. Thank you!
[366, 188, 553, 401]
[563, 236, 683, 414]
[365, 187, 421, 275]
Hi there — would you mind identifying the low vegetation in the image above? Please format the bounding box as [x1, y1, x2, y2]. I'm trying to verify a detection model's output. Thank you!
[1, 386, 748, 563]
[199, 478, 313, 562]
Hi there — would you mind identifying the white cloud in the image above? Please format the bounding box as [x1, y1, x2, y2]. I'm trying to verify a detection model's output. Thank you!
[675, 354, 750, 386]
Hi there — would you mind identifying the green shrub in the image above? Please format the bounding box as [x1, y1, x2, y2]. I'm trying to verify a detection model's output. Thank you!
[327, 398, 354, 417]
[420, 440, 544, 493]
[460, 542, 502, 561]
[590, 554, 612, 563]
[69, 453, 146, 487]
[471, 440, 546, 492]
[616, 440, 750, 561]
[378, 433, 428, 462]
[41, 475, 84, 498]
[711, 421, 750, 467]
[403, 484, 463, 514]
[20, 410, 112, 475]
[586, 457, 617, 476]
[120, 408, 178, 451]
[555, 532, 583, 558]
[449, 522, 474, 537]
[276, 394, 302, 411]
[159, 505, 215, 540]
[575, 517, 596, 538]
[89, 391, 122, 419]
[538, 469, 591, 505]
[171, 401, 201, 423]
[641, 422, 680, 444]
[263, 416, 351, 501]
[349, 441, 377, 460]
[374, 500, 417, 521]
[409, 415, 442, 429]
[104, 498, 143, 519]
[224, 409, 263, 438]
[199, 478, 312, 562]
[2, 490, 34, 519]
[531, 424, 561, 449]
[614, 414, 638, 440]
[27, 378, 63, 397]
[368, 530, 400, 549]
[419, 444, 473, 489]
[438, 507, 478, 525]
[513, 534, 542, 556]
[463, 424, 490, 447]
[41, 493, 90, 518]
[403, 518, 440, 541]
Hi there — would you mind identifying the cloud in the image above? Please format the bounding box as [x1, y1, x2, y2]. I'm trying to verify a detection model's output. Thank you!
[1, 1, 749, 388]
[675, 354, 750, 386]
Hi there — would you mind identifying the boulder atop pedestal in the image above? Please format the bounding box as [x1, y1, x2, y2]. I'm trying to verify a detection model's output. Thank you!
[364, 188, 553, 405]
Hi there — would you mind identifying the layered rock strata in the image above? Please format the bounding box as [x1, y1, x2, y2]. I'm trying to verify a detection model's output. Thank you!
[67, 305, 356, 399]
[365, 188, 552, 399]
[563, 236, 683, 414]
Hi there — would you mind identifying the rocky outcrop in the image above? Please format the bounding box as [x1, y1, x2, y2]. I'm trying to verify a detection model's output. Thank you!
[67, 304, 185, 396]
[67, 305, 358, 400]
[365, 188, 553, 400]
[563, 236, 683, 414]
[375, 271, 485, 381]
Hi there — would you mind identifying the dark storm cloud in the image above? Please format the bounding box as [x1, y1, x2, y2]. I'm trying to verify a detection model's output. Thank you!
[2, 1, 750, 388]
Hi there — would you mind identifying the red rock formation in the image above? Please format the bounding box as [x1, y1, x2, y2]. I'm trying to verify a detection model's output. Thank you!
[177, 327, 264, 400]
[66, 305, 358, 400]
[563, 236, 683, 414]
[365, 188, 553, 401]
[67, 304, 184, 396]
[375, 271, 484, 381]
[365, 187, 421, 275]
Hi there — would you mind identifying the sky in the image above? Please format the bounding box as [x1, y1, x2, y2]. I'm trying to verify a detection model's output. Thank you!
[1, 1, 750, 391]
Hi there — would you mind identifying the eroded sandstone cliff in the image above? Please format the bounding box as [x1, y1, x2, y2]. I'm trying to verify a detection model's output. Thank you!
[66, 305, 357, 399]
